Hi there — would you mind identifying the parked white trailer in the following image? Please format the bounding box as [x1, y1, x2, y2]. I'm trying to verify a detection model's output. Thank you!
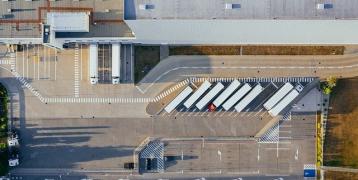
[222, 83, 252, 111]
[89, 44, 98, 85]
[268, 89, 299, 117]
[213, 80, 241, 108]
[235, 84, 263, 112]
[263, 83, 294, 110]
[183, 80, 211, 108]
[164, 86, 193, 113]
[112, 43, 121, 84]
[196, 82, 225, 110]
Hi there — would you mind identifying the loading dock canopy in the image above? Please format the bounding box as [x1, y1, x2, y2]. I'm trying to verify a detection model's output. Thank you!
[47, 12, 90, 32]
[126, 20, 358, 44]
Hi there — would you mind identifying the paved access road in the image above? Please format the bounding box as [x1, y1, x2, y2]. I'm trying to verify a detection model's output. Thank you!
[137, 54, 358, 96]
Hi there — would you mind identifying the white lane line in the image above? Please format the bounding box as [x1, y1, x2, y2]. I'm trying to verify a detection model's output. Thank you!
[48, 47, 51, 79]
[219, 111, 227, 117]
[26, 44, 29, 78]
[43, 46, 46, 79]
[228, 111, 236, 116]
[54, 50, 57, 80]
[254, 108, 264, 116]
[264, 148, 290, 150]
[214, 108, 222, 116]
[21, 45, 25, 77]
[257, 144, 260, 161]
[37, 45, 40, 80]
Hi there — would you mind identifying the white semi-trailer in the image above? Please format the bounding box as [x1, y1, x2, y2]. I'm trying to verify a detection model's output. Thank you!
[89, 44, 98, 85]
[234, 84, 263, 112]
[183, 80, 211, 108]
[222, 83, 252, 111]
[111, 43, 121, 84]
[263, 82, 294, 110]
[164, 86, 193, 113]
[268, 89, 299, 117]
[213, 80, 241, 108]
[195, 82, 224, 110]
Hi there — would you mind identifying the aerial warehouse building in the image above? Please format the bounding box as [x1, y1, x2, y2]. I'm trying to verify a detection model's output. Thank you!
[164, 86, 193, 113]
[263, 82, 294, 110]
[196, 82, 225, 110]
[89, 44, 99, 85]
[183, 80, 211, 108]
[268, 89, 299, 117]
[112, 43, 121, 84]
[234, 84, 263, 112]
[222, 83, 252, 111]
[213, 80, 241, 108]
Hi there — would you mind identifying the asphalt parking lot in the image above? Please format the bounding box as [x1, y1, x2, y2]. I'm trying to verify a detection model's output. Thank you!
[154, 109, 316, 177]
[0, 45, 320, 179]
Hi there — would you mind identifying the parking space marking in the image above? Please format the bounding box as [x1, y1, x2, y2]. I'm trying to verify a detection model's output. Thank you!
[42, 97, 153, 104]
[228, 111, 236, 116]
[214, 108, 222, 116]
[48, 47, 52, 79]
[43, 45, 46, 79]
[253, 108, 264, 116]
[219, 110, 228, 117]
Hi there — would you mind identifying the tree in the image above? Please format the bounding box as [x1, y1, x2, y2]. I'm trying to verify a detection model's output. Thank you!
[322, 76, 337, 95]
[323, 86, 332, 95]
[326, 76, 337, 88]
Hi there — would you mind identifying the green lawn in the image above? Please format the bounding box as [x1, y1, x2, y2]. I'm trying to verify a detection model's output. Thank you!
[0, 83, 8, 175]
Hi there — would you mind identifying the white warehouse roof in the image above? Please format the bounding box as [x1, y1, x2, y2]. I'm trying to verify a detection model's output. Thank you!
[47, 12, 90, 33]
[126, 20, 358, 44]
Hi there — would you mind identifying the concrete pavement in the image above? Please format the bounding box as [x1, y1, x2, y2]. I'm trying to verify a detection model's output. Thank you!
[137, 55, 358, 96]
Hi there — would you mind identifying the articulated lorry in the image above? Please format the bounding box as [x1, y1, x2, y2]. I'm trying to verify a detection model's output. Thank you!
[112, 43, 121, 84]
[89, 44, 98, 85]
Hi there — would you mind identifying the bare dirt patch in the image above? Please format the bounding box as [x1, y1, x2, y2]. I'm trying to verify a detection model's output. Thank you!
[325, 171, 358, 180]
[324, 77, 358, 168]
[169, 46, 345, 55]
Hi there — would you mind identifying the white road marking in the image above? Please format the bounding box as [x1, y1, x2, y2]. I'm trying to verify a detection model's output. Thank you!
[257, 144, 260, 161]
[43, 46, 46, 79]
[54, 50, 57, 80]
[26, 44, 29, 78]
[37, 45, 40, 80]
[74, 44, 80, 97]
